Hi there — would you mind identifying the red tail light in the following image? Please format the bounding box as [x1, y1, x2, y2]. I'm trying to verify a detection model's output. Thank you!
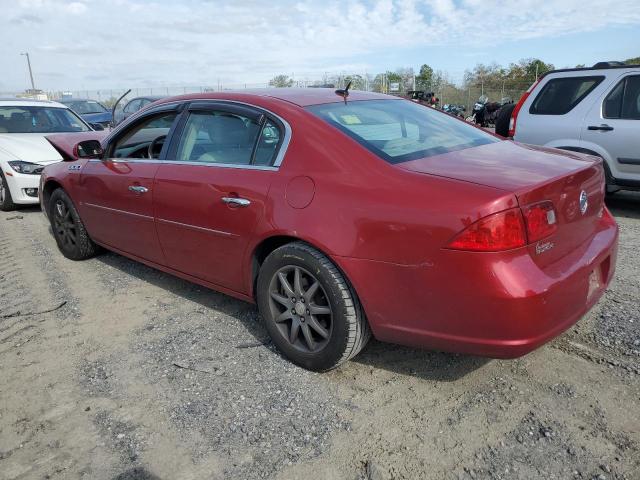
[447, 208, 526, 252]
[508, 78, 541, 137]
[522, 201, 557, 242]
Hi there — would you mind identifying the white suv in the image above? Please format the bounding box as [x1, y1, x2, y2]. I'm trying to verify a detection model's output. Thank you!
[509, 62, 640, 193]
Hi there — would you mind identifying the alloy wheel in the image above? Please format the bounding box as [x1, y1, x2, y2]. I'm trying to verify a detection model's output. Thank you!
[0, 180, 5, 204]
[53, 200, 78, 248]
[268, 265, 333, 353]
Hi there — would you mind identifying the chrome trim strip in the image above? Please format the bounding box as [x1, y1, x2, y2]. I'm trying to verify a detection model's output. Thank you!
[83, 202, 154, 220]
[87, 158, 278, 171]
[618, 157, 640, 165]
[156, 217, 237, 238]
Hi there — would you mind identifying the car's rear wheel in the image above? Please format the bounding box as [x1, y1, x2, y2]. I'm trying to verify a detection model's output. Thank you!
[0, 171, 17, 212]
[257, 242, 370, 371]
[49, 188, 98, 260]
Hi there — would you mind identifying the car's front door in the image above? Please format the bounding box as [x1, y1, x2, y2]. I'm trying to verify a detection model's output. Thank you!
[153, 101, 287, 293]
[582, 72, 640, 183]
[76, 107, 181, 264]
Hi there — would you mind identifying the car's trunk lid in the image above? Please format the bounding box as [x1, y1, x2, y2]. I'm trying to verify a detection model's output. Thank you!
[399, 140, 605, 266]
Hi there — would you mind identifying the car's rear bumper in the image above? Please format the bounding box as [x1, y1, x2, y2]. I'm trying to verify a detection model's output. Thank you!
[337, 209, 619, 358]
[3, 171, 40, 204]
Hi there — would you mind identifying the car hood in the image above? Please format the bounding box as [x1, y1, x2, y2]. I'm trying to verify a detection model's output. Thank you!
[0, 133, 63, 165]
[397, 140, 599, 192]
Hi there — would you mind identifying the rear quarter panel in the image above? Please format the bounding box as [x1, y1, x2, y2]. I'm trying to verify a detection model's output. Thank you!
[244, 103, 518, 292]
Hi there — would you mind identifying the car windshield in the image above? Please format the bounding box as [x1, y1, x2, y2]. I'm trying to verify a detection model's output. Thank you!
[307, 99, 498, 164]
[63, 100, 108, 114]
[0, 106, 91, 133]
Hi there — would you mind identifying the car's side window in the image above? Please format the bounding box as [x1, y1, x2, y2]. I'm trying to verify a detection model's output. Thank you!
[254, 120, 282, 166]
[124, 100, 140, 114]
[530, 76, 604, 115]
[603, 79, 624, 118]
[603, 76, 640, 120]
[175, 110, 264, 166]
[621, 76, 640, 120]
[111, 112, 178, 159]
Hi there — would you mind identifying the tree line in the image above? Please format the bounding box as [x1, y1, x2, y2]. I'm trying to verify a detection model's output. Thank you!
[268, 55, 640, 107]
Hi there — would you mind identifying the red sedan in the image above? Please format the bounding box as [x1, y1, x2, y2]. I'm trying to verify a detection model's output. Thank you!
[40, 89, 618, 371]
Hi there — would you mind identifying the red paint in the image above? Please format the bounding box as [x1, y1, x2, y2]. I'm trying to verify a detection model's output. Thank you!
[286, 176, 315, 209]
[41, 89, 619, 359]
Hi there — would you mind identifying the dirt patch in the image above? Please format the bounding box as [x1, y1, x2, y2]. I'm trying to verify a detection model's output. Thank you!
[1, 194, 639, 479]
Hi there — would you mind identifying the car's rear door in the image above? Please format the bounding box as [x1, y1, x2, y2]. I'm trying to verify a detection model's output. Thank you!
[76, 105, 181, 263]
[581, 71, 640, 185]
[153, 101, 288, 293]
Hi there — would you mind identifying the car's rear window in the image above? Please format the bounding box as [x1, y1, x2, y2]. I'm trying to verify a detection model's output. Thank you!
[306, 99, 498, 164]
[529, 76, 604, 115]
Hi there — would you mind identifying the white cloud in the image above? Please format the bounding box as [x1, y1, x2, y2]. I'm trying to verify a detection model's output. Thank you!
[65, 1, 87, 14]
[0, 0, 639, 91]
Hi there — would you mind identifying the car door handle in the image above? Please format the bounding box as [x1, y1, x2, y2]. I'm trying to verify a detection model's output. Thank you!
[221, 197, 251, 207]
[587, 124, 614, 131]
[128, 185, 148, 194]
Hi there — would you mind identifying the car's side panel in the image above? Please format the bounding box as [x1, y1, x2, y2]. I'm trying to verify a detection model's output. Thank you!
[581, 71, 640, 183]
[153, 164, 275, 293]
[241, 105, 518, 296]
[74, 159, 165, 264]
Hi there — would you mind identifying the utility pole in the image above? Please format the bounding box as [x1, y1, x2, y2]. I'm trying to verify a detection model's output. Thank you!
[20, 52, 36, 91]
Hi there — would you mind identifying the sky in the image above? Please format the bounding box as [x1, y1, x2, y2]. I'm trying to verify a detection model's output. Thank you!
[1, 0, 639, 93]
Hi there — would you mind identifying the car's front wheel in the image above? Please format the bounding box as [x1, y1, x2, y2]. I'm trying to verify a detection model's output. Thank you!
[0, 171, 17, 212]
[257, 242, 370, 371]
[49, 188, 99, 260]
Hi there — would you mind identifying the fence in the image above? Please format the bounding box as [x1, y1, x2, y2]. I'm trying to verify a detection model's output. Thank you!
[1, 74, 537, 113]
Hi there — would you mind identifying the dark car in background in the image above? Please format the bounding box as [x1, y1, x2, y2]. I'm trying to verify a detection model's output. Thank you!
[60, 99, 112, 130]
[113, 95, 166, 124]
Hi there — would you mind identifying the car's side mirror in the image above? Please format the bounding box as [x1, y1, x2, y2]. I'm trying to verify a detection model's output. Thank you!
[74, 140, 104, 159]
[89, 122, 105, 131]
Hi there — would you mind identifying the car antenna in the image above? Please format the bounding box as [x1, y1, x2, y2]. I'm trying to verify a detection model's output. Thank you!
[335, 81, 352, 104]
[110, 89, 131, 128]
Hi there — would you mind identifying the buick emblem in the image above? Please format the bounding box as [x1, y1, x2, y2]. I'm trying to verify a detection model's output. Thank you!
[579, 190, 588, 215]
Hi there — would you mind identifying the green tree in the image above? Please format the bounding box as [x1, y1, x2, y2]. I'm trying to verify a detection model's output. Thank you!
[342, 74, 366, 90]
[268, 75, 294, 88]
[624, 56, 640, 65]
[416, 64, 433, 90]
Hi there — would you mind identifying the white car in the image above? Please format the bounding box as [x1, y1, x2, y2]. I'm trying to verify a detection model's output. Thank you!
[508, 61, 640, 193]
[0, 98, 93, 211]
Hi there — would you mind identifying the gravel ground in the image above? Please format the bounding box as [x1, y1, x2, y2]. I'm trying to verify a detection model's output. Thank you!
[0, 192, 639, 480]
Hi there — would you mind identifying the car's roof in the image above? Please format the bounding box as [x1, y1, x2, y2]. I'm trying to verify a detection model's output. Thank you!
[544, 63, 640, 78]
[0, 98, 68, 108]
[129, 95, 166, 101]
[60, 98, 103, 103]
[153, 88, 397, 107]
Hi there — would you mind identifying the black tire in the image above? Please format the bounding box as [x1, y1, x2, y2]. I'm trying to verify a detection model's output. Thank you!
[49, 188, 98, 260]
[601, 161, 620, 196]
[495, 103, 515, 137]
[257, 242, 371, 371]
[0, 171, 17, 212]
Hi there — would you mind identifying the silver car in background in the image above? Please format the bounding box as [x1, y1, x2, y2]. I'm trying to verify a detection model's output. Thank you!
[510, 62, 640, 193]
